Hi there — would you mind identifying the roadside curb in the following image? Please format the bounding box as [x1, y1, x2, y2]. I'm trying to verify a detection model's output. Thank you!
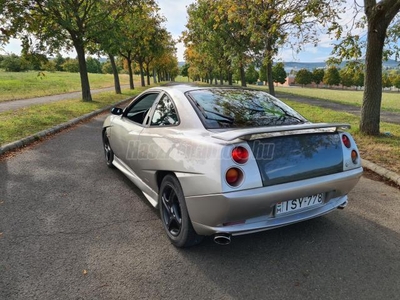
[362, 159, 400, 187]
[0, 97, 133, 156]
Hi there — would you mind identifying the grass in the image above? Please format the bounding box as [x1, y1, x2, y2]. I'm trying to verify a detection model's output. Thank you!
[0, 71, 140, 102]
[281, 98, 400, 174]
[272, 86, 400, 113]
[0, 86, 152, 146]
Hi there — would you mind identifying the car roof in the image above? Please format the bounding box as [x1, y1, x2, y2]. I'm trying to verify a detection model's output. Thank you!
[149, 84, 263, 94]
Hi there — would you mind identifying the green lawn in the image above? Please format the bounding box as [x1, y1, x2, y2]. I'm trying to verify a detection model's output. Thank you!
[0, 86, 153, 146]
[0, 71, 140, 102]
[272, 86, 400, 113]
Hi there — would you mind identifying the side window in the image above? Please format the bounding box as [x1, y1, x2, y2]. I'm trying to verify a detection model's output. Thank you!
[151, 94, 179, 126]
[125, 93, 159, 124]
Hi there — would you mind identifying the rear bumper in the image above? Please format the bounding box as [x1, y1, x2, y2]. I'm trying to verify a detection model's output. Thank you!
[185, 167, 363, 236]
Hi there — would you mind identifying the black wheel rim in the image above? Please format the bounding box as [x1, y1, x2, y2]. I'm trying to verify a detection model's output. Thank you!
[104, 136, 112, 163]
[161, 185, 182, 237]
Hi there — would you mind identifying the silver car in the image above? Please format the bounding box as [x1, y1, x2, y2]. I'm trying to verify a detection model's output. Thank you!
[102, 85, 363, 247]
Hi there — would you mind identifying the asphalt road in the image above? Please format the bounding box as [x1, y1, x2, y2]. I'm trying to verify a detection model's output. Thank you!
[1, 114, 400, 300]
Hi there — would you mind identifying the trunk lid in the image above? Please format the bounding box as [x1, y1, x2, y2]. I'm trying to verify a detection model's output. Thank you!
[247, 132, 343, 186]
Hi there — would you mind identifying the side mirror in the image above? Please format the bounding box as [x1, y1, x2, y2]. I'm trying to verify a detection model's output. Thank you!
[111, 107, 123, 116]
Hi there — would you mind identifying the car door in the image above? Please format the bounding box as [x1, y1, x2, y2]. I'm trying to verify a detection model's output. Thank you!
[137, 92, 181, 191]
[110, 91, 162, 172]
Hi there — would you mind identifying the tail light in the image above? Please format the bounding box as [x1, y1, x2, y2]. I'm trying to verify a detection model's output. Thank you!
[351, 150, 358, 164]
[342, 134, 351, 148]
[232, 146, 249, 164]
[226, 168, 243, 187]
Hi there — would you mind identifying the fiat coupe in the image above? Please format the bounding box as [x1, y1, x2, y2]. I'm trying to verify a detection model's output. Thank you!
[102, 85, 363, 247]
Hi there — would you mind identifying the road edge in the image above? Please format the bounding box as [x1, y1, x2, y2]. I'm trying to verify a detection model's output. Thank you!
[362, 159, 400, 187]
[0, 97, 133, 156]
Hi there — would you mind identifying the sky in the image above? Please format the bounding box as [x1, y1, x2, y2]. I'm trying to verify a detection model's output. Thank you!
[1, 0, 360, 63]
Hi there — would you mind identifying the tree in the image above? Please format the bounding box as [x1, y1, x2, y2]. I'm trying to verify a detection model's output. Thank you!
[245, 64, 259, 84]
[323, 66, 341, 87]
[340, 68, 354, 88]
[102, 61, 114, 74]
[393, 74, 400, 91]
[2, 0, 145, 101]
[272, 62, 287, 86]
[53, 53, 65, 71]
[184, 0, 254, 87]
[1, 54, 29, 72]
[312, 69, 325, 88]
[330, 1, 400, 135]
[295, 69, 313, 87]
[86, 57, 102, 74]
[382, 73, 392, 90]
[223, 0, 342, 96]
[259, 64, 267, 83]
[354, 71, 365, 90]
[180, 63, 190, 77]
[62, 58, 80, 73]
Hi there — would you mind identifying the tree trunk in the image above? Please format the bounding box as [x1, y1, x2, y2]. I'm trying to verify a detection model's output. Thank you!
[146, 64, 151, 86]
[220, 72, 223, 85]
[267, 61, 275, 96]
[153, 67, 157, 84]
[240, 63, 246, 87]
[108, 53, 121, 94]
[360, 18, 386, 135]
[139, 60, 145, 87]
[74, 42, 92, 101]
[127, 58, 135, 90]
[228, 72, 233, 86]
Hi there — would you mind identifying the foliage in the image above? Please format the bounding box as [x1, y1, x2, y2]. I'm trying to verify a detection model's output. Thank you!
[339, 68, 354, 88]
[102, 61, 114, 74]
[245, 64, 259, 84]
[312, 69, 325, 87]
[42, 60, 57, 72]
[53, 53, 65, 71]
[393, 74, 400, 90]
[295, 69, 313, 87]
[259, 65, 267, 82]
[62, 59, 80, 73]
[382, 73, 392, 89]
[272, 63, 287, 85]
[323, 66, 341, 87]
[180, 63, 190, 77]
[0, 54, 29, 72]
[86, 57, 102, 74]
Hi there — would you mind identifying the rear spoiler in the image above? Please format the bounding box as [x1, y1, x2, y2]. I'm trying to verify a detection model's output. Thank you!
[211, 123, 351, 141]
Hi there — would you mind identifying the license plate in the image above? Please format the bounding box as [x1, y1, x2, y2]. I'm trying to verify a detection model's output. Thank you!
[275, 194, 324, 216]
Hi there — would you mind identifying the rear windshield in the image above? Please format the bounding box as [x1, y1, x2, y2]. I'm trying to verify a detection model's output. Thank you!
[186, 89, 307, 129]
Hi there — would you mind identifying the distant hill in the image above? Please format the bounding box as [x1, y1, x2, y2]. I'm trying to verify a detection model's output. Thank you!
[283, 59, 399, 72]
[178, 59, 399, 72]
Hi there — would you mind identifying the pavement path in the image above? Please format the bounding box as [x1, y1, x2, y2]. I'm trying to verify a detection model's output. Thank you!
[277, 92, 400, 125]
[1, 113, 400, 300]
[0, 84, 132, 113]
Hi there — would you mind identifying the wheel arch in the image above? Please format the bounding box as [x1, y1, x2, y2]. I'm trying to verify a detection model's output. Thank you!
[156, 171, 177, 193]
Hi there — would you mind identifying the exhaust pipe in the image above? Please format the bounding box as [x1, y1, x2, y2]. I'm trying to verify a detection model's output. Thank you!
[337, 200, 348, 210]
[213, 233, 231, 245]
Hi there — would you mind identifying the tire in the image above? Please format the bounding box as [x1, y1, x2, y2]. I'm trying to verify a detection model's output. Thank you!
[159, 175, 203, 248]
[102, 131, 115, 168]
